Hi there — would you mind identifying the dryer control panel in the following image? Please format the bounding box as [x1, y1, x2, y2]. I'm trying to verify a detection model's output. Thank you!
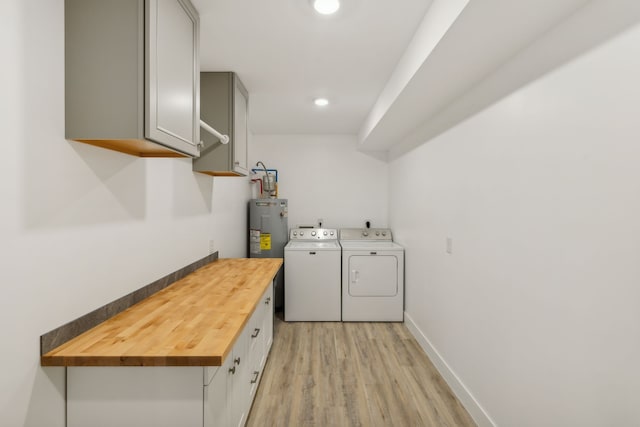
[289, 228, 338, 240]
[339, 228, 393, 241]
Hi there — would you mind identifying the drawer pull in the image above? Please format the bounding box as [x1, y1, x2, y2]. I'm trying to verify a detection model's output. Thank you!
[251, 328, 261, 338]
[265, 297, 271, 305]
[250, 371, 260, 384]
[229, 366, 236, 375]
[234, 357, 241, 365]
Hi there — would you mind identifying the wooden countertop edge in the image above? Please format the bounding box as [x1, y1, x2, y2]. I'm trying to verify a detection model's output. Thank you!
[40, 355, 224, 367]
[40, 258, 283, 367]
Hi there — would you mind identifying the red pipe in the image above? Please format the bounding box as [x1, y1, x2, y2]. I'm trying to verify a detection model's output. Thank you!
[251, 179, 263, 196]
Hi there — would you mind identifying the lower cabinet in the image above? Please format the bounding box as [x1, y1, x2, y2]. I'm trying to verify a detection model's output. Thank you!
[68, 282, 274, 427]
[205, 283, 273, 427]
[203, 359, 231, 427]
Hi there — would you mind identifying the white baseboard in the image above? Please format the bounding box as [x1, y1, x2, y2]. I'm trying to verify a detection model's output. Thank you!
[404, 312, 496, 427]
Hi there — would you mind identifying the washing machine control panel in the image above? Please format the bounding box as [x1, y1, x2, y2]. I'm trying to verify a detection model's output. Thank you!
[339, 228, 393, 241]
[289, 228, 338, 240]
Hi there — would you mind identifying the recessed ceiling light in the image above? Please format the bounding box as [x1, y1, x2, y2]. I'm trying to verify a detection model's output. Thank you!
[313, 0, 340, 15]
[314, 98, 329, 107]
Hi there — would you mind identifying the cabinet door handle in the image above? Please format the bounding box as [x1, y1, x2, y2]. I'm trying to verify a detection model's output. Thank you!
[309, 251, 316, 255]
[265, 297, 271, 305]
[250, 371, 260, 384]
[234, 357, 241, 365]
[229, 366, 236, 375]
[251, 328, 260, 338]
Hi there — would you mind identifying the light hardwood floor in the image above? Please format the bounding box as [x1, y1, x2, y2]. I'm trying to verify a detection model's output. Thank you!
[247, 315, 476, 427]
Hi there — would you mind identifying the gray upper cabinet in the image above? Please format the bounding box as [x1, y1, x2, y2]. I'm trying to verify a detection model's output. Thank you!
[65, 0, 200, 158]
[194, 72, 249, 176]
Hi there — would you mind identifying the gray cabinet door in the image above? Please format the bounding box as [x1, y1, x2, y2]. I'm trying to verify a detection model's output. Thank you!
[65, 0, 200, 158]
[146, 0, 200, 156]
[233, 82, 249, 175]
[194, 72, 249, 176]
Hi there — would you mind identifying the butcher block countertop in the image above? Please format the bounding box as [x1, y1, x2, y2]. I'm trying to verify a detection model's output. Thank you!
[41, 258, 283, 367]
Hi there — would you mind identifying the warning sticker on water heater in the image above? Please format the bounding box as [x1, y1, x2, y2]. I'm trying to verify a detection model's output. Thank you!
[250, 229, 261, 254]
[260, 233, 272, 251]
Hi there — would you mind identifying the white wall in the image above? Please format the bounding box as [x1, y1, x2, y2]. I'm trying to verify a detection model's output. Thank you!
[210, 176, 252, 258]
[390, 22, 640, 427]
[1, 1, 250, 425]
[250, 134, 388, 230]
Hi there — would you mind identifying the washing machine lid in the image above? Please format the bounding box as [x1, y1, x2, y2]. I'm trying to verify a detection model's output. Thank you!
[339, 241, 403, 251]
[285, 241, 341, 250]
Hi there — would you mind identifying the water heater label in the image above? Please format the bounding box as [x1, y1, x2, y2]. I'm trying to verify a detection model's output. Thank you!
[250, 229, 261, 254]
[260, 233, 272, 250]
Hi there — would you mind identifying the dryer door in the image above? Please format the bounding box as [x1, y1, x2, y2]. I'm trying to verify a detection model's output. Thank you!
[348, 255, 398, 297]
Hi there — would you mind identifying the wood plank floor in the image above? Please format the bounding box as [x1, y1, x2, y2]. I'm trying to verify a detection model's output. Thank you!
[247, 315, 476, 427]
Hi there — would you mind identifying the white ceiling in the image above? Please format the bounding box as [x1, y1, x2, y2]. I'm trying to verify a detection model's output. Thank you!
[192, 0, 434, 135]
[192, 0, 640, 149]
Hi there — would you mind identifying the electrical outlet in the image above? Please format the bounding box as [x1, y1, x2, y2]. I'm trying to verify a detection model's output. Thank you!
[446, 237, 453, 254]
[209, 239, 215, 254]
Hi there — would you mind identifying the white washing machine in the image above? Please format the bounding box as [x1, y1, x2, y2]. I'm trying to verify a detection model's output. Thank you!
[284, 228, 341, 321]
[340, 228, 404, 322]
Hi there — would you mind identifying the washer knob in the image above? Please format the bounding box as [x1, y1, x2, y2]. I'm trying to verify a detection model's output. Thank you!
[382, 232, 387, 236]
[330, 231, 334, 236]
[300, 231, 304, 236]
[311, 231, 317, 236]
[293, 231, 297, 236]
[376, 231, 380, 236]
[323, 231, 328, 236]
[363, 231, 369, 237]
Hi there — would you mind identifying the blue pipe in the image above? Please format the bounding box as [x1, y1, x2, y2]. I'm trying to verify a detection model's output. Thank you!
[251, 168, 278, 182]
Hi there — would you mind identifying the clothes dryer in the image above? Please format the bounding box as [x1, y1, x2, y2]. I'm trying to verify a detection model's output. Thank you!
[339, 228, 404, 321]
